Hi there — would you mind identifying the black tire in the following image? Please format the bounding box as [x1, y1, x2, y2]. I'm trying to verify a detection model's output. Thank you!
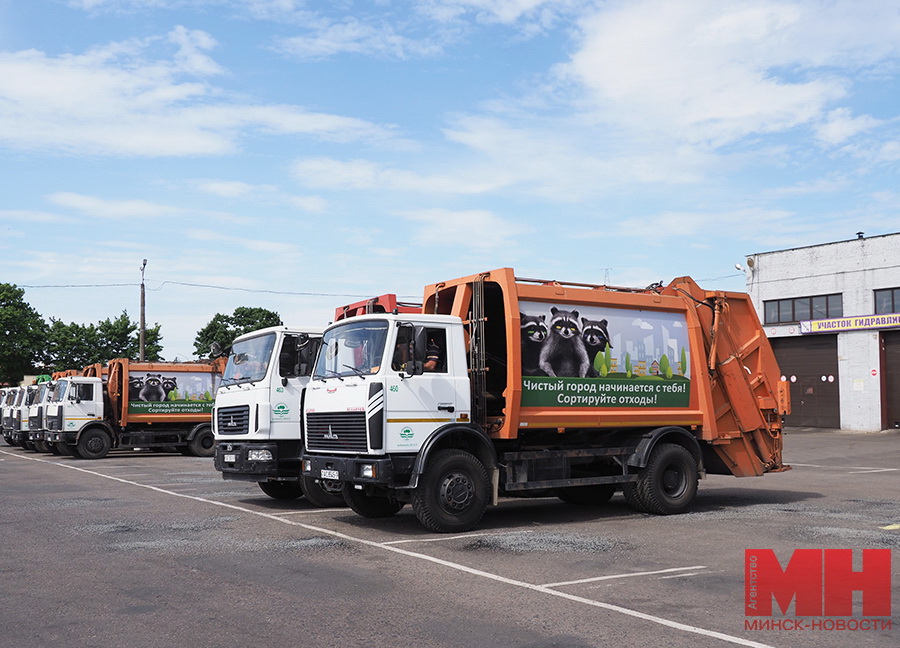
[301, 475, 346, 508]
[3, 434, 17, 447]
[187, 426, 215, 457]
[47, 442, 62, 455]
[34, 441, 50, 453]
[412, 449, 489, 533]
[57, 442, 74, 457]
[77, 429, 111, 460]
[558, 484, 616, 506]
[343, 484, 404, 518]
[258, 481, 303, 500]
[627, 443, 698, 515]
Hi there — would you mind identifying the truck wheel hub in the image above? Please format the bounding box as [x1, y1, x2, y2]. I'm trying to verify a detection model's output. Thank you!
[440, 472, 474, 511]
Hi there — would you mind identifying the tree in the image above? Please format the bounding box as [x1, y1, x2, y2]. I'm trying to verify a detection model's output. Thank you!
[0, 284, 46, 384]
[193, 306, 282, 357]
[659, 354, 672, 379]
[43, 312, 164, 372]
[96, 311, 163, 361]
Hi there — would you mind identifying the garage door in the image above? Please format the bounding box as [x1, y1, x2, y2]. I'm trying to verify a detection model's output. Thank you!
[883, 331, 900, 429]
[769, 335, 840, 428]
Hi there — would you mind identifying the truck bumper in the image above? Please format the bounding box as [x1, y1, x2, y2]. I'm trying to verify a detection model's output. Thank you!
[214, 441, 302, 481]
[301, 453, 415, 487]
[46, 431, 76, 445]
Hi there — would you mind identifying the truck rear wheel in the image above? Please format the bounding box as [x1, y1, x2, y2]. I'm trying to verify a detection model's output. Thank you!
[77, 429, 111, 460]
[412, 449, 489, 533]
[558, 484, 616, 506]
[343, 485, 404, 518]
[258, 481, 303, 500]
[301, 476, 345, 508]
[624, 443, 697, 515]
[187, 426, 215, 457]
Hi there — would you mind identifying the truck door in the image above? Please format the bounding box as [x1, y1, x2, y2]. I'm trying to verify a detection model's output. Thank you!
[269, 335, 318, 439]
[64, 382, 100, 434]
[384, 327, 459, 453]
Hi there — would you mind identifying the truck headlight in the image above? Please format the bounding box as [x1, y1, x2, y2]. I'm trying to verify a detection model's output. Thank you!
[302, 459, 311, 473]
[359, 464, 376, 479]
[247, 449, 274, 462]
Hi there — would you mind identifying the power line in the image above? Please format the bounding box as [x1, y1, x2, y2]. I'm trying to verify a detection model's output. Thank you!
[19, 280, 419, 299]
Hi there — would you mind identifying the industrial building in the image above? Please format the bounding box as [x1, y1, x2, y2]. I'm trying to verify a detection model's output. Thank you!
[743, 232, 900, 431]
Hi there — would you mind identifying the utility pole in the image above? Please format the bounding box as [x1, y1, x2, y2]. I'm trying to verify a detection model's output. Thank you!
[139, 259, 147, 361]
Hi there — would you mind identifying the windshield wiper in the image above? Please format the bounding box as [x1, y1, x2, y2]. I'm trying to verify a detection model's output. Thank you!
[316, 369, 344, 382]
[342, 364, 368, 379]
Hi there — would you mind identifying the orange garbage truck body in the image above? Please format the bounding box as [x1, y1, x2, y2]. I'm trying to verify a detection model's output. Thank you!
[45, 358, 225, 459]
[302, 268, 789, 532]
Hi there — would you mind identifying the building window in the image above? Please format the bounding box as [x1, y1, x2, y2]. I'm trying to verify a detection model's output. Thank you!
[875, 287, 900, 314]
[763, 294, 842, 324]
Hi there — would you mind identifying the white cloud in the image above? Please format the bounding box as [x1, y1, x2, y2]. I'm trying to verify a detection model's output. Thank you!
[561, 0, 900, 147]
[47, 192, 184, 218]
[290, 157, 500, 194]
[815, 108, 882, 145]
[275, 17, 444, 60]
[168, 25, 224, 75]
[194, 179, 328, 212]
[0, 33, 396, 157]
[187, 228, 300, 255]
[400, 208, 527, 250]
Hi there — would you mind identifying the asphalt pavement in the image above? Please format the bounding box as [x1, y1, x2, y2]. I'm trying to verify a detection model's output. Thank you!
[1, 428, 897, 648]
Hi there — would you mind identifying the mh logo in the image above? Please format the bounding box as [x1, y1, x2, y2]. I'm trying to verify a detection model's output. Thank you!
[745, 549, 892, 617]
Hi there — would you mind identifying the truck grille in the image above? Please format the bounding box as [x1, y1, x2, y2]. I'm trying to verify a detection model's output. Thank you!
[217, 406, 250, 435]
[46, 411, 63, 431]
[306, 412, 368, 452]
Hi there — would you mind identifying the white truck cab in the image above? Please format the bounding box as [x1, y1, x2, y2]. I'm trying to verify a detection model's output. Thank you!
[212, 325, 341, 504]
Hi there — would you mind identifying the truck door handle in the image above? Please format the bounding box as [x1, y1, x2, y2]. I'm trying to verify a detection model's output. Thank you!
[437, 404, 455, 413]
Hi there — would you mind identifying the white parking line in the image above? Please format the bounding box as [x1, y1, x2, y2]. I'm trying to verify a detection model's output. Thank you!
[271, 508, 347, 516]
[2, 450, 775, 648]
[791, 462, 898, 472]
[543, 565, 706, 588]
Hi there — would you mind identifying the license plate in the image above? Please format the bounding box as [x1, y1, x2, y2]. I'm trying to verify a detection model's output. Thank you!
[321, 469, 340, 480]
[223, 454, 237, 463]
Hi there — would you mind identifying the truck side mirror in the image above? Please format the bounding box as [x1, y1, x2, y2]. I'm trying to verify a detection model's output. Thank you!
[404, 327, 427, 376]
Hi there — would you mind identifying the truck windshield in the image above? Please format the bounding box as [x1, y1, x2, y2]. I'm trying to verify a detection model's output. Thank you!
[222, 333, 276, 385]
[52, 382, 68, 402]
[314, 320, 390, 379]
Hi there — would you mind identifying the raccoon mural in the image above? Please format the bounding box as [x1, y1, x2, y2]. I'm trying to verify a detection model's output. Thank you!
[520, 313, 548, 376]
[539, 307, 590, 378]
[139, 373, 167, 402]
[128, 376, 144, 401]
[582, 317, 612, 377]
[161, 376, 177, 398]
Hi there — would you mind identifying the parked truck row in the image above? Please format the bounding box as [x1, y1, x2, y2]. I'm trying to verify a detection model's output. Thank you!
[2, 358, 225, 459]
[212, 268, 791, 532]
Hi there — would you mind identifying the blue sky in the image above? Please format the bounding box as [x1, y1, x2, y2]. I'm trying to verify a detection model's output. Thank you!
[2, 0, 899, 360]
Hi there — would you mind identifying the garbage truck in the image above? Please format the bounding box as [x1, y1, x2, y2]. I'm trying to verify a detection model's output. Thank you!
[45, 358, 224, 459]
[213, 296, 420, 505]
[301, 268, 790, 532]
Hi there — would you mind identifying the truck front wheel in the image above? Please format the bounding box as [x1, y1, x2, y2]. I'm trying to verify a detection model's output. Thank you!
[301, 476, 345, 508]
[412, 449, 489, 533]
[343, 485, 404, 518]
[624, 443, 697, 515]
[258, 481, 303, 500]
[187, 426, 215, 457]
[77, 429, 111, 460]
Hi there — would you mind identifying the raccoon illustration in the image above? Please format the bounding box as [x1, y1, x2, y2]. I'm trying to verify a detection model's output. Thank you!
[539, 307, 590, 378]
[520, 313, 548, 376]
[128, 376, 144, 401]
[139, 373, 166, 402]
[582, 317, 612, 377]
[161, 377, 177, 400]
